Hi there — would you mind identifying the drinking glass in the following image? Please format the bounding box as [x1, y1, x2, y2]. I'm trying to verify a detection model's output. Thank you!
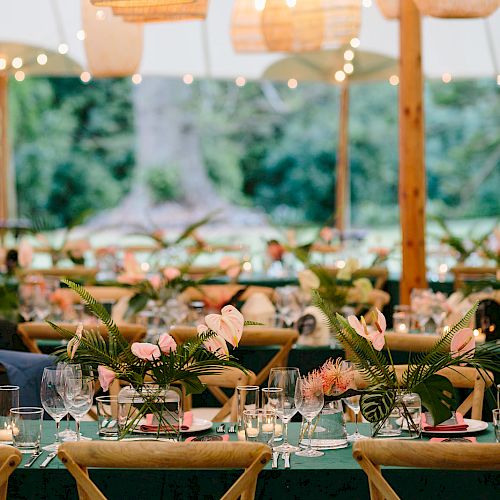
[96, 396, 119, 440]
[236, 386, 260, 441]
[268, 367, 300, 453]
[493, 409, 500, 443]
[0, 386, 19, 444]
[392, 305, 412, 333]
[261, 387, 283, 440]
[40, 367, 67, 451]
[64, 376, 94, 441]
[10, 407, 44, 453]
[57, 362, 82, 440]
[295, 377, 324, 457]
[243, 409, 276, 445]
[342, 392, 366, 441]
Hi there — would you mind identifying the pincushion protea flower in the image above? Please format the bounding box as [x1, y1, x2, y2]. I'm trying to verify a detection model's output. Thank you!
[319, 358, 354, 396]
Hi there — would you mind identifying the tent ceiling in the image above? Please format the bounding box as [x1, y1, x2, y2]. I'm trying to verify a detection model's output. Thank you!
[0, 1, 498, 80]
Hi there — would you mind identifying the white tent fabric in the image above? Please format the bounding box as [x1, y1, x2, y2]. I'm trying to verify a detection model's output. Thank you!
[0, 1, 498, 80]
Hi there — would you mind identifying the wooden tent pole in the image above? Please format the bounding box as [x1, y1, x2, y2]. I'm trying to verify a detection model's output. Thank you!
[399, 0, 427, 303]
[335, 82, 350, 233]
[0, 75, 9, 222]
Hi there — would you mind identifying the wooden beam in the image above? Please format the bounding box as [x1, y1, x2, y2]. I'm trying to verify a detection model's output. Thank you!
[399, 0, 427, 304]
[335, 83, 350, 233]
[0, 75, 8, 221]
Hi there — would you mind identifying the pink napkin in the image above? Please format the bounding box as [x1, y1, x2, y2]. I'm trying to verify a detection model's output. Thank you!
[422, 412, 469, 432]
[184, 434, 230, 442]
[430, 437, 476, 443]
[139, 411, 193, 432]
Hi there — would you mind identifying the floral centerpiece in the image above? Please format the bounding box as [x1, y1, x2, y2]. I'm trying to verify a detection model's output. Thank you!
[51, 280, 248, 437]
[313, 292, 500, 436]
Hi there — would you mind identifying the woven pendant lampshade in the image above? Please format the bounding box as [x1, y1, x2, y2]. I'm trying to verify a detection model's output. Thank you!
[231, 0, 267, 53]
[413, 0, 498, 18]
[82, 1, 143, 77]
[90, 1, 196, 7]
[375, 0, 400, 19]
[113, 0, 208, 23]
[322, 0, 361, 47]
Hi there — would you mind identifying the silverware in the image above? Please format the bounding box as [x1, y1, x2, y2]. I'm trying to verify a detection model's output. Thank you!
[283, 452, 290, 469]
[216, 424, 225, 433]
[40, 451, 57, 469]
[228, 424, 236, 433]
[271, 451, 279, 469]
[24, 450, 42, 468]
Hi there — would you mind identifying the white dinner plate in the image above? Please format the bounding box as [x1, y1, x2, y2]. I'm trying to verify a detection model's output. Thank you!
[132, 417, 213, 435]
[422, 418, 489, 435]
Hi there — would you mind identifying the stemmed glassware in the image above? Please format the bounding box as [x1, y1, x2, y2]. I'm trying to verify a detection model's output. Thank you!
[63, 376, 94, 441]
[268, 367, 300, 453]
[57, 363, 82, 441]
[40, 367, 67, 452]
[295, 376, 324, 457]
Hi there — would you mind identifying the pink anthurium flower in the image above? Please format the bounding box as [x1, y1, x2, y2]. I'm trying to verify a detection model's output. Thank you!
[205, 305, 244, 348]
[148, 274, 162, 290]
[158, 333, 177, 354]
[348, 308, 386, 351]
[163, 267, 181, 282]
[198, 325, 229, 359]
[67, 323, 84, 360]
[131, 342, 161, 361]
[98, 366, 115, 392]
[450, 328, 475, 358]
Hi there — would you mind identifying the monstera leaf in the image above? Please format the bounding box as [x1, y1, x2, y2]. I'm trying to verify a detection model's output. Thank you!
[412, 374, 455, 425]
[360, 386, 396, 423]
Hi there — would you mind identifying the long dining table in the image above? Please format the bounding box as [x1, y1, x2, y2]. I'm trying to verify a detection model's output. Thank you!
[9, 421, 499, 500]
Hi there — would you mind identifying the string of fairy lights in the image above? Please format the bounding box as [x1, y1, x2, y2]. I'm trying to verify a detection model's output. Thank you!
[0, 1, 498, 87]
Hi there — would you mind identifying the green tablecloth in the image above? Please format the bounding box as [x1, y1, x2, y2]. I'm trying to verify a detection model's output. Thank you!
[10, 421, 499, 500]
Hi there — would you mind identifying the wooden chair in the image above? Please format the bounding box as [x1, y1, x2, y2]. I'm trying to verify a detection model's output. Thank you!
[353, 440, 500, 500]
[451, 265, 498, 290]
[383, 332, 441, 352]
[354, 365, 493, 420]
[0, 445, 21, 500]
[171, 326, 299, 386]
[17, 322, 146, 354]
[324, 266, 389, 290]
[180, 284, 276, 305]
[58, 441, 271, 500]
[18, 266, 98, 280]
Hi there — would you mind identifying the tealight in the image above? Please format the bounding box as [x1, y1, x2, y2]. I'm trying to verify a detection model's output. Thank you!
[245, 428, 259, 438]
[261, 423, 274, 433]
[237, 429, 246, 441]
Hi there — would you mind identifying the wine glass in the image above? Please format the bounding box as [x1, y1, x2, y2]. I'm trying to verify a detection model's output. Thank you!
[295, 377, 324, 457]
[268, 367, 300, 453]
[40, 367, 67, 452]
[63, 376, 94, 441]
[342, 375, 367, 441]
[57, 363, 82, 441]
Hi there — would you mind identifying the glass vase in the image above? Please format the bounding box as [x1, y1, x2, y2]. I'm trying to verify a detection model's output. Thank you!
[117, 384, 182, 440]
[371, 391, 421, 439]
[299, 400, 348, 450]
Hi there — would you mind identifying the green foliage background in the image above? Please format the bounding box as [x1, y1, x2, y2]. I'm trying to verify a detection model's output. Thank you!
[10, 76, 499, 227]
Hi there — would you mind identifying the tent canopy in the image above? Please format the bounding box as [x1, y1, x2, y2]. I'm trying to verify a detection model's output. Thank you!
[0, 1, 498, 80]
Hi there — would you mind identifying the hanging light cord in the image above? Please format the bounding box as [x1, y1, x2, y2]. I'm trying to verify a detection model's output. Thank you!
[201, 17, 212, 78]
[484, 17, 498, 77]
[50, 0, 68, 47]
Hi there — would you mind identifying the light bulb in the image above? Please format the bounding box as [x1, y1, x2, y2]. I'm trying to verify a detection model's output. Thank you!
[37, 54, 48, 66]
[131, 73, 142, 85]
[12, 57, 23, 69]
[287, 78, 298, 89]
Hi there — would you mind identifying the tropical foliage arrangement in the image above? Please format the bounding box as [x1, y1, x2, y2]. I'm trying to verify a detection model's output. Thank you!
[50, 279, 247, 436]
[313, 292, 499, 433]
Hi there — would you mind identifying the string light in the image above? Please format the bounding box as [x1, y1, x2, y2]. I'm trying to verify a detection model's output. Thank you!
[76, 30, 86, 41]
[362, 0, 372, 7]
[286, 0, 297, 6]
[334, 70, 346, 82]
[12, 57, 23, 69]
[0, 58, 7, 70]
[344, 49, 354, 61]
[96, 9, 106, 21]
[131, 73, 142, 85]
[37, 54, 48, 66]
[389, 75, 399, 86]
[343, 63, 354, 74]
[80, 71, 91, 83]
[14, 70, 25, 82]
[183, 74, 194, 85]
[58, 43, 69, 55]
[442, 72, 452, 83]
[235, 76, 246, 87]
[254, 0, 266, 11]
[350, 37, 360, 48]
[287, 78, 298, 89]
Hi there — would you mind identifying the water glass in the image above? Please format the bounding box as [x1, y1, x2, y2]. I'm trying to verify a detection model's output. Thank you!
[236, 386, 260, 441]
[64, 376, 94, 441]
[96, 396, 119, 439]
[243, 409, 276, 445]
[392, 305, 412, 333]
[261, 388, 283, 439]
[493, 409, 500, 443]
[40, 367, 67, 451]
[10, 407, 44, 453]
[0, 386, 19, 443]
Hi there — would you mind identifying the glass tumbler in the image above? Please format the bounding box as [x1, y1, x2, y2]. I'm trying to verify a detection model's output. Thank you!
[243, 409, 276, 445]
[0, 386, 19, 444]
[236, 386, 260, 441]
[96, 396, 119, 439]
[10, 407, 44, 453]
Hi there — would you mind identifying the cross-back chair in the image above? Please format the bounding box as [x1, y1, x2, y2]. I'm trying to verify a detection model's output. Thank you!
[353, 440, 500, 500]
[181, 284, 276, 304]
[0, 445, 21, 500]
[451, 265, 498, 291]
[58, 441, 271, 500]
[18, 267, 98, 280]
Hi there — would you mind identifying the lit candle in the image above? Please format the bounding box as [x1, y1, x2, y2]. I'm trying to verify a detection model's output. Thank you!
[274, 423, 283, 437]
[245, 428, 259, 438]
[473, 329, 486, 344]
[397, 323, 408, 333]
[261, 423, 274, 433]
[0, 429, 12, 441]
[237, 429, 246, 441]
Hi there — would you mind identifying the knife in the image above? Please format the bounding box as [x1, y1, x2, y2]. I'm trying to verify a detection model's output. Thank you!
[24, 450, 42, 468]
[39, 451, 57, 469]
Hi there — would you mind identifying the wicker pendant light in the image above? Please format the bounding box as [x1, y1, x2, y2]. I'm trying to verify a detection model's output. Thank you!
[113, 0, 208, 22]
[413, 0, 498, 18]
[82, 2, 143, 77]
[375, 0, 400, 19]
[90, 1, 195, 6]
[322, 0, 361, 47]
[231, 0, 267, 53]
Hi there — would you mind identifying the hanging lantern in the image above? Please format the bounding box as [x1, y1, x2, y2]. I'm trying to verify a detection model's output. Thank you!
[413, 0, 498, 18]
[82, 2, 143, 77]
[113, 0, 208, 22]
[231, 0, 267, 53]
[375, 0, 400, 19]
[322, 0, 362, 47]
[90, 1, 195, 6]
